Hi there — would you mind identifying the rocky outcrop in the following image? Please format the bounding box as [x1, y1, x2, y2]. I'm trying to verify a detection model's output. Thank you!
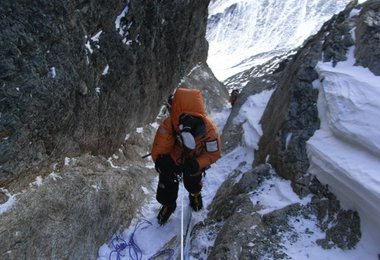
[180, 62, 229, 114]
[189, 164, 361, 259]
[0, 123, 157, 259]
[355, 0, 380, 75]
[0, 0, 211, 258]
[0, 0, 210, 192]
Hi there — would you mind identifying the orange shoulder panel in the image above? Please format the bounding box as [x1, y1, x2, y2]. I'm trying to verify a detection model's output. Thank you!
[151, 117, 175, 162]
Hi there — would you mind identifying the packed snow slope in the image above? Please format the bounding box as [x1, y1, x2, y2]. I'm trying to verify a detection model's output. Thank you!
[308, 46, 380, 245]
[207, 0, 352, 81]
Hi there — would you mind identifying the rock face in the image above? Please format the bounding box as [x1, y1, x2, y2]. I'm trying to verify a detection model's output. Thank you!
[190, 164, 361, 259]
[355, 0, 380, 75]
[0, 0, 210, 258]
[0, 0, 210, 192]
[179, 62, 229, 114]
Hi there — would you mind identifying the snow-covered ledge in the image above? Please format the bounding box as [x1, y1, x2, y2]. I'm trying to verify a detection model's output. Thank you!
[307, 47, 380, 247]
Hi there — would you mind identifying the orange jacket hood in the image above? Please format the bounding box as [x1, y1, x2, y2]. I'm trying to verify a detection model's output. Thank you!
[171, 88, 206, 129]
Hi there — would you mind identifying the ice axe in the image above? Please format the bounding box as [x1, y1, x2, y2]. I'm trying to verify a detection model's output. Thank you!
[141, 153, 151, 159]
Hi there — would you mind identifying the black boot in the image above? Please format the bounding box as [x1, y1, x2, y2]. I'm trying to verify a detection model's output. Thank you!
[157, 203, 176, 225]
[189, 193, 203, 211]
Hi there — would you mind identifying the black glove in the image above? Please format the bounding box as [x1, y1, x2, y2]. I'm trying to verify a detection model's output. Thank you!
[155, 154, 174, 174]
[183, 158, 199, 176]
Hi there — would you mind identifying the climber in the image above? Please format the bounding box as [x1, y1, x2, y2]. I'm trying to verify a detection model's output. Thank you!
[151, 87, 221, 225]
[229, 89, 240, 106]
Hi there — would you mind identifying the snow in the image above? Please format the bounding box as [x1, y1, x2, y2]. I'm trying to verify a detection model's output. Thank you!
[307, 45, 380, 250]
[281, 215, 377, 260]
[115, 5, 129, 33]
[49, 67, 56, 78]
[91, 31, 102, 43]
[64, 157, 76, 166]
[107, 157, 127, 170]
[115, 4, 134, 45]
[84, 31, 102, 56]
[30, 176, 43, 187]
[85, 35, 93, 54]
[141, 186, 149, 195]
[249, 175, 311, 215]
[0, 189, 16, 215]
[102, 65, 109, 75]
[233, 89, 274, 150]
[49, 172, 62, 181]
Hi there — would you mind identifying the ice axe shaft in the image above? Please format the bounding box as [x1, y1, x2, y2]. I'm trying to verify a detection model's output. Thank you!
[141, 153, 151, 159]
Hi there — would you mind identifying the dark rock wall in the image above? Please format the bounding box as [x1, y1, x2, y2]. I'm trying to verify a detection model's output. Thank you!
[0, 0, 211, 258]
[0, 0, 210, 190]
[355, 0, 380, 75]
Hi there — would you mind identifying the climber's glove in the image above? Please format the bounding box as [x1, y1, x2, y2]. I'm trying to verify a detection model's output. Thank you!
[155, 154, 174, 174]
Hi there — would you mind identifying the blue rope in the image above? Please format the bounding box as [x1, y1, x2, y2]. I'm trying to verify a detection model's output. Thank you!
[109, 236, 128, 260]
[109, 219, 175, 260]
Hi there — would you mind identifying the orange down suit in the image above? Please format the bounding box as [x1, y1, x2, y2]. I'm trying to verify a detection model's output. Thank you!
[151, 88, 221, 172]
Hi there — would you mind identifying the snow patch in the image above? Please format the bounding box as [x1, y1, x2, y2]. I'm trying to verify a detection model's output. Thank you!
[249, 174, 311, 215]
[49, 67, 56, 78]
[64, 157, 77, 166]
[141, 186, 149, 195]
[49, 172, 62, 181]
[0, 189, 17, 215]
[30, 176, 43, 187]
[233, 89, 274, 150]
[102, 65, 109, 75]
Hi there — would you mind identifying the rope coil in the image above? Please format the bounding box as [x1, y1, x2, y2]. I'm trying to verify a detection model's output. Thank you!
[109, 219, 175, 260]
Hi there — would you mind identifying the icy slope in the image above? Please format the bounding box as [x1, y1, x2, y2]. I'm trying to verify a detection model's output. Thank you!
[207, 0, 351, 80]
[307, 47, 380, 245]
